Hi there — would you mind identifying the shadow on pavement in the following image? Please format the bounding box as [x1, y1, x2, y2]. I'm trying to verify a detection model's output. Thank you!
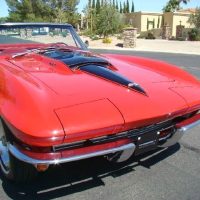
[0, 144, 180, 200]
[115, 43, 123, 48]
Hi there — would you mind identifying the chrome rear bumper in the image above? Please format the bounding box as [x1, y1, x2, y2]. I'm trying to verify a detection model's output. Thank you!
[6, 115, 200, 166]
[159, 116, 200, 148]
[8, 143, 136, 165]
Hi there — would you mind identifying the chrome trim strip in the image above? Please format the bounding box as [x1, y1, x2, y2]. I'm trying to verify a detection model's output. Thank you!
[158, 134, 171, 141]
[159, 118, 200, 148]
[0, 22, 72, 28]
[179, 119, 200, 132]
[139, 140, 156, 148]
[8, 143, 135, 165]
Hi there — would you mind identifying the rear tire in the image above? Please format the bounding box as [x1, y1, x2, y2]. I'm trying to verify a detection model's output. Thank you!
[0, 119, 38, 183]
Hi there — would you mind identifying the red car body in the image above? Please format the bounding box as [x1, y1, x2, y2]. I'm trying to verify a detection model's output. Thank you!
[0, 23, 200, 182]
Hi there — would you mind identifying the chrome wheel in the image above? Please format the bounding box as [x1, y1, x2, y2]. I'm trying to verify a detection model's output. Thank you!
[0, 119, 38, 183]
[0, 119, 12, 178]
[0, 136, 10, 175]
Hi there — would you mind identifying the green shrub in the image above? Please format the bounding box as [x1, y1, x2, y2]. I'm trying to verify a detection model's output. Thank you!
[61, 31, 68, 37]
[145, 32, 156, 40]
[168, 36, 186, 41]
[49, 30, 60, 37]
[169, 36, 176, 40]
[49, 32, 54, 37]
[188, 28, 200, 41]
[82, 29, 93, 37]
[176, 37, 185, 41]
[137, 35, 146, 39]
[102, 38, 112, 44]
[117, 35, 123, 40]
[96, 5, 123, 38]
[90, 35, 100, 40]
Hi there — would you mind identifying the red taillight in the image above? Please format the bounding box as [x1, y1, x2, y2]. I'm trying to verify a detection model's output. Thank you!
[176, 113, 200, 129]
[19, 143, 52, 153]
[3, 118, 63, 147]
[159, 127, 174, 138]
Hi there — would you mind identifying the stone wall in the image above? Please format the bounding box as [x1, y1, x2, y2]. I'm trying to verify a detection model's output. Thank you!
[139, 28, 162, 39]
[123, 28, 137, 48]
[162, 25, 171, 39]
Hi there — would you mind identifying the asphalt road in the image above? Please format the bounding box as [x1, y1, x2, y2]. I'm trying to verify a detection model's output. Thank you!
[0, 50, 200, 200]
[92, 49, 200, 78]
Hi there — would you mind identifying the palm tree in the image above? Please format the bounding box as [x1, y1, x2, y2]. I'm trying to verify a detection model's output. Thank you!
[180, 0, 190, 4]
[163, 0, 190, 12]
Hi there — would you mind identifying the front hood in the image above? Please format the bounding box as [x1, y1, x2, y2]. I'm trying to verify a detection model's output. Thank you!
[8, 50, 199, 137]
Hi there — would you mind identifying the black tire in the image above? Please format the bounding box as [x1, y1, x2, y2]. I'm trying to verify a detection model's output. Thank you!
[0, 119, 38, 183]
[8, 153, 38, 183]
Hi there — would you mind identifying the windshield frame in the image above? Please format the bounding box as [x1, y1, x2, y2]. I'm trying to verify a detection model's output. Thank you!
[0, 22, 87, 50]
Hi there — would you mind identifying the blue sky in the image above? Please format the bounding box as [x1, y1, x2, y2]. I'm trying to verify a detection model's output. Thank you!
[0, 0, 199, 17]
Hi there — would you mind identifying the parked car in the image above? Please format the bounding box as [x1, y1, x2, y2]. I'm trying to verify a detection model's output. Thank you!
[0, 23, 200, 183]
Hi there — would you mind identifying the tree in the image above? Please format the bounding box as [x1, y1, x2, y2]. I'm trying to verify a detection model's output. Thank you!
[188, 8, 200, 29]
[120, 2, 122, 13]
[0, 17, 7, 23]
[116, 0, 119, 11]
[126, 0, 130, 13]
[96, 4, 123, 37]
[123, 1, 126, 13]
[64, 0, 80, 25]
[96, 0, 101, 13]
[163, 0, 190, 12]
[86, 0, 96, 32]
[113, 0, 115, 8]
[6, 0, 50, 22]
[92, 0, 96, 9]
[88, 0, 92, 8]
[5, 0, 80, 25]
[42, 0, 80, 24]
[131, 1, 134, 13]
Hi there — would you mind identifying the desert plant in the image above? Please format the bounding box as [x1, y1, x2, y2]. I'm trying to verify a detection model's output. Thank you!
[90, 35, 100, 40]
[188, 28, 200, 41]
[188, 8, 200, 29]
[81, 29, 93, 37]
[102, 38, 112, 43]
[169, 36, 176, 40]
[117, 34, 123, 40]
[145, 32, 156, 39]
[137, 35, 146, 39]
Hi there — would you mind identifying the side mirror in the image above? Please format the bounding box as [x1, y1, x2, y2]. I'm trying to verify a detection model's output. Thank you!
[85, 40, 89, 47]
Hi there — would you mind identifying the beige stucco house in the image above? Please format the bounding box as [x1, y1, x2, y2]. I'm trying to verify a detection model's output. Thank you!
[126, 9, 195, 38]
[126, 12, 163, 32]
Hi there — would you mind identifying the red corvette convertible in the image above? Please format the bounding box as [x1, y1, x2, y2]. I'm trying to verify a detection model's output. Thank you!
[0, 23, 200, 183]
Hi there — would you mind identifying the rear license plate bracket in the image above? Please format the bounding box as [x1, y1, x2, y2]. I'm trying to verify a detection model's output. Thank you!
[135, 131, 158, 155]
